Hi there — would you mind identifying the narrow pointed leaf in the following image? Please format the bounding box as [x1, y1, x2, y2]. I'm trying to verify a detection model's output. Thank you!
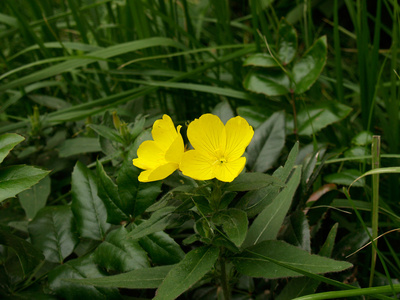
[0, 165, 50, 203]
[87, 124, 124, 144]
[0, 133, 24, 164]
[28, 206, 79, 263]
[71, 161, 110, 240]
[66, 265, 173, 289]
[154, 246, 220, 300]
[243, 53, 279, 68]
[243, 166, 301, 247]
[225, 172, 284, 192]
[233, 240, 352, 279]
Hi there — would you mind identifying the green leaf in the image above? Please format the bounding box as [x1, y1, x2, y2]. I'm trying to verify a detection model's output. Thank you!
[273, 141, 299, 182]
[118, 135, 162, 217]
[0, 165, 50, 203]
[66, 265, 173, 289]
[18, 176, 50, 220]
[271, 224, 339, 300]
[280, 210, 311, 252]
[96, 160, 129, 224]
[243, 166, 301, 247]
[0, 133, 24, 164]
[246, 111, 286, 173]
[292, 102, 352, 136]
[278, 18, 298, 65]
[48, 255, 121, 300]
[212, 208, 248, 247]
[293, 36, 327, 94]
[237, 106, 272, 128]
[87, 124, 124, 144]
[243, 53, 279, 68]
[58, 137, 101, 157]
[324, 169, 364, 187]
[94, 227, 149, 273]
[243, 69, 290, 96]
[139, 231, 185, 265]
[225, 172, 284, 192]
[352, 131, 373, 146]
[241, 184, 281, 218]
[127, 207, 176, 240]
[28, 206, 79, 264]
[154, 246, 220, 300]
[212, 100, 235, 124]
[232, 240, 352, 279]
[71, 161, 110, 240]
[0, 228, 44, 277]
[28, 94, 71, 110]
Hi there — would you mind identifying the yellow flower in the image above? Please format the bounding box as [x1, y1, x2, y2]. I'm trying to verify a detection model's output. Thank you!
[133, 115, 184, 182]
[180, 114, 254, 182]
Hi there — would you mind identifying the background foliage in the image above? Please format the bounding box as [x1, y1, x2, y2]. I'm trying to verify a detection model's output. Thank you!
[1, 0, 400, 299]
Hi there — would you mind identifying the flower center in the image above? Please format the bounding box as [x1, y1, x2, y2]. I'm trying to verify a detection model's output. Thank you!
[213, 156, 227, 165]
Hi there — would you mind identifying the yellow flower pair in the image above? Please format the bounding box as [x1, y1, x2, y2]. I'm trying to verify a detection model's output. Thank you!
[132, 114, 254, 183]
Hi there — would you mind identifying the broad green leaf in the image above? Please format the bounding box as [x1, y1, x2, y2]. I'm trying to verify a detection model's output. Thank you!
[58, 137, 101, 157]
[278, 18, 298, 65]
[243, 69, 290, 96]
[0, 228, 44, 277]
[71, 161, 110, 240]
[212, 208, 248, 247]
[18, 176, 50, 220]
[237, 106, 272, 128]
[212, 101, 235, 124]
[88, 124, 124, 144]
[280, 210, 311, 252]
[0, 165, 50, 203]
[127, 207, 176, 240]
[0, 133, 24, 164]
[352, 131, 373, 146]
[225, 172, 284, 192]
[139, 231, 185, 265]
[118, 136, 161, 217]
[28, 206, 79, 264]
[232, 240, 352, 279]
[48, 255, 121, 300]
[275, 224, 339, 300]
[243, 53, 279, 68]
[66, 265, 173, 289]
[292, 102, 352, 136]
[243, 166, 301, 247]
[293, 36, 327, 94]
[324, 169, 364, 187]
[94, 227, 149, 273]
[154, 246, 220, 300]
[246, 111, 286, 173]
[96, 160, 129, 224]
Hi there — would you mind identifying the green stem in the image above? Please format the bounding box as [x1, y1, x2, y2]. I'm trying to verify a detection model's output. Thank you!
[219, 255, 231, 300]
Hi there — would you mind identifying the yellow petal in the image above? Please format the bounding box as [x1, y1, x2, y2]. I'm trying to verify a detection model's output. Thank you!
[180, 150, 214, 181]
[213, 157, 246, 182]
[165, 125, 184, 164]
[151, 115, 178, 151]
[138, 162, 178, 182]
[133, 140, 165, 169]
[224, 116, 254, 160]
[187, 114, 226, 157]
